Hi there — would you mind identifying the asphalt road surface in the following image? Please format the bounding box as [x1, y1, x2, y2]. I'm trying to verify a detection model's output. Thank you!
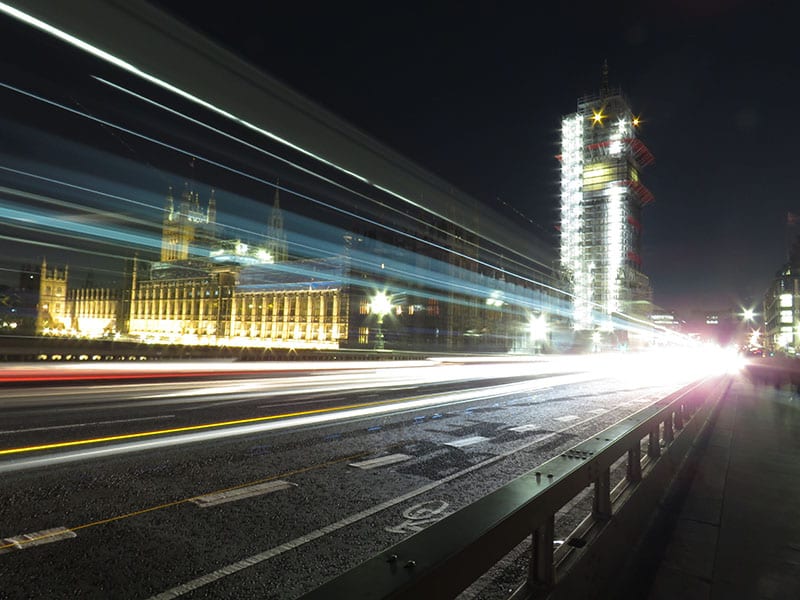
[0, 353, 717, 599]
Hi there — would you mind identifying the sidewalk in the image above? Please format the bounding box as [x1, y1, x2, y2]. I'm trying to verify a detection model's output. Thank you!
[647, 375, 800, 599]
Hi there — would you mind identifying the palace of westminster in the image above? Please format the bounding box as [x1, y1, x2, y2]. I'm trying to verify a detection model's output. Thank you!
[24, 182, 546, 352]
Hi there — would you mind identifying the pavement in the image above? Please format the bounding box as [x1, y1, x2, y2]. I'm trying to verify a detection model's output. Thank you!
[647, 374, 800, 599]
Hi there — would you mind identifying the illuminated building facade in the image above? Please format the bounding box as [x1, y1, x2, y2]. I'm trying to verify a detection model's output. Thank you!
[35, 259, 69, 332]
[160, 184, 217, 262]
[559, 76, 654, 330]
[33, 180, 548, 352]
[764, 264, 800, 354]
[36, 185, 352, 348]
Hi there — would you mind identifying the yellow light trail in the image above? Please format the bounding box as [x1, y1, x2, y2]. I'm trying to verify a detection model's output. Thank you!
[0, 396, 405, 457]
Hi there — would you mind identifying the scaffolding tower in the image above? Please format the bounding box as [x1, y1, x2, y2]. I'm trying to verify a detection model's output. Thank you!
[559, 85, 654, 331]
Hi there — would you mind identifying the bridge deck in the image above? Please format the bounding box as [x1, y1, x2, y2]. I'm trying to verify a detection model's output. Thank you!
[647, 374, 800, 599]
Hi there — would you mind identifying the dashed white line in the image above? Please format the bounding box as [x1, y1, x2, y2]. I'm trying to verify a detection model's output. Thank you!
[0, 526, 75, 555]
[509, 424, 541, 433]
[191, 480, 296, 508]
[445, 436, 490, 448]
[554, 415, 579, 422]
[587, 408, 608, 415]
[349, 453, 412, 470]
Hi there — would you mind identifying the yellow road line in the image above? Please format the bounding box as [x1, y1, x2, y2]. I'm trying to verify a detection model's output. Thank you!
[0, 450, 370, 552]
[0, 396, 408, 456]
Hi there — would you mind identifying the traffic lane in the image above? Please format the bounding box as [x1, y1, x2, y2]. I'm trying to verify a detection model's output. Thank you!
[1, 353, 665, 449]
[0, 376, 694, 598]
[0, 356, 563, 392]
[0, 372, 595, 473]
[0, 372, 582, 451]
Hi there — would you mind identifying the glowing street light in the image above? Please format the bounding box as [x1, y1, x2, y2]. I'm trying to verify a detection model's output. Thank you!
[529, 314, 547, 354]
[529, 314, 547, 342]
[741, 308, 756, 322]
[370, 292, 392, 350]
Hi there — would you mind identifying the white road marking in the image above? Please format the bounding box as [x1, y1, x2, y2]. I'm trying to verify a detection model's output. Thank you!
[509, 424, 541, 433]
[0, 415, 175, 435]
[554, 415, 579, 422]
[0, 526, 75, 555]
[145, 399, 663, 600]
[191, 480, 296, 508]
[385, 500, 452, 534]
[587, 408, 608, 415]
[349, 453, 412, 470]
[445, 436, 489, 448]
[138, 382, 269, 398]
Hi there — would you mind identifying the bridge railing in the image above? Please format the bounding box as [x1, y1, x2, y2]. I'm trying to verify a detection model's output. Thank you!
[301, 375, 731, 600]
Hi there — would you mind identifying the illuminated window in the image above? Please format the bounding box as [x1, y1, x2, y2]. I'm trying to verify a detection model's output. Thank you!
[358, 327, 369, 344]
[582, 163, 618, 192]
[780, 293, 793, 308]
[781, 310, 793, 324]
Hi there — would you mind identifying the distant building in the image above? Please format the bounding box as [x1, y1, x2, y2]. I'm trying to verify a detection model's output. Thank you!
[36, 259, 69, 332]
[559, 65, 654, 331]
[764, 267, 800, 354]
[32, 183, 547, 352]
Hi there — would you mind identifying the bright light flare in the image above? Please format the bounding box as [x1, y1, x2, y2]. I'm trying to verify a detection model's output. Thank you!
[370, 292, 392, 316]
[529, 314, 547, 341]
[582, 345, 742, 387]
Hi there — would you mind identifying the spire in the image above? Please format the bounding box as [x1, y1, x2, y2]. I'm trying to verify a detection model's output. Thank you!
[267, 180, 288, 262]
[270, 181, 284, 229]
[207, 188, 216, 225]
[600, 59, 610, 96]
[165, 185, 174, 221]
[181, 181, 190, 208]
[273, 179, 281, 211]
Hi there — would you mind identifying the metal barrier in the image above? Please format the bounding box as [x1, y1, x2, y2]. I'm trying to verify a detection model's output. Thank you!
[301, 375, 731, 600]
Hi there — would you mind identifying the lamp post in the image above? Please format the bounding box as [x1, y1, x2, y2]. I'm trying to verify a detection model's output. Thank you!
[370, 292, 392, 350]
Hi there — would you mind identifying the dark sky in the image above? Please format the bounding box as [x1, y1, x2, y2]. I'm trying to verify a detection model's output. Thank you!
[150, 0, 800, 315]
[4, 1, 797, 316]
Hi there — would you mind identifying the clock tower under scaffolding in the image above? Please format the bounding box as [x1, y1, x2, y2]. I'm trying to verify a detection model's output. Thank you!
[559, 67, 654, 331]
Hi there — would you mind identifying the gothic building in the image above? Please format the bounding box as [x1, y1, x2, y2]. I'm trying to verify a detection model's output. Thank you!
[34, 182, 545, 352]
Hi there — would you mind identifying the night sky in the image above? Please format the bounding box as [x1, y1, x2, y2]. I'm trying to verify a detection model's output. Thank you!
[149, 0, 798, 315]
[2, 1, 797, 317]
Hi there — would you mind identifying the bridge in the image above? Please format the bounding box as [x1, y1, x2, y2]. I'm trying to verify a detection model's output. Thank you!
[0, 2, 796, 599]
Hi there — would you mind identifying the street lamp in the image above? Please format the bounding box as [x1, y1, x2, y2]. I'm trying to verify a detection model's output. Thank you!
[529, 314, 547, 353]
[370, 292, 392, 350]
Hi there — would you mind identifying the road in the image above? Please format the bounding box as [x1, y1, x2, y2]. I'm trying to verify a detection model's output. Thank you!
[0, 353, 720, 599]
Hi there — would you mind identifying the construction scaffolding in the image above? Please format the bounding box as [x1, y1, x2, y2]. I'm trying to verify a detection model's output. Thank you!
[559, 88, 654, 331]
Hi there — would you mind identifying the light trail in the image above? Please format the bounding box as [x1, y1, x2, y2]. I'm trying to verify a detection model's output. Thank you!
[0, 79, 564, 315]
[2, 2, 555, 284]
[94, 76, 510, 274]
[0, 371, 599, 471]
